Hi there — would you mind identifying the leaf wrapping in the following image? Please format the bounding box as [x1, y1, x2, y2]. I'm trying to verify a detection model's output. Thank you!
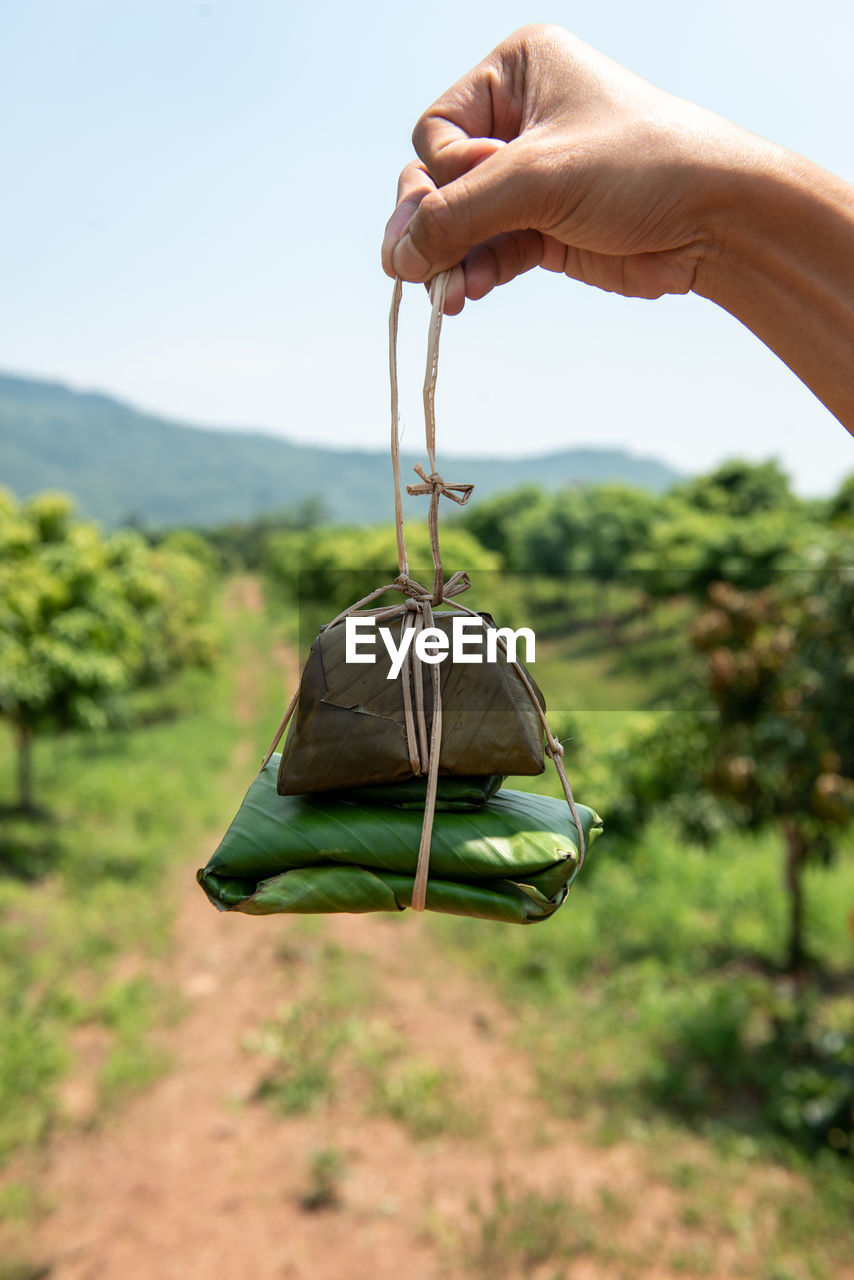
[277, 610, 547, 794]
[197, 756, 602, 925]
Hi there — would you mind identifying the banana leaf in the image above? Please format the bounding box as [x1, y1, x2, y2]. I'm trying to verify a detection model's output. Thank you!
[331, 773, 503, 810]
[277, 609, 547, 795]
[197, 755, 602, 925]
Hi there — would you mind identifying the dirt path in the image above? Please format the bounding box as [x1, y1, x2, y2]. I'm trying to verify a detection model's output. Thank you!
[19, 579, 828, 1280]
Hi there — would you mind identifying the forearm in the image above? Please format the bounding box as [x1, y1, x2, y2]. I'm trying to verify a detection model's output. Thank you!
[695, 148, 854, 432]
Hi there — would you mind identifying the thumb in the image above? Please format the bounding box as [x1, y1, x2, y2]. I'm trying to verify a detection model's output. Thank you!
[390, 139, 538, 281]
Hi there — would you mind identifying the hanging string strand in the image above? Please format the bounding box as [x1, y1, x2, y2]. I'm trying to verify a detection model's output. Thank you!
[389, 276, 408, 577]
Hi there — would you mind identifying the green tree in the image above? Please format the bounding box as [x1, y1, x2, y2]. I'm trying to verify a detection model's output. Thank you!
[673, 458, 795, 517]
[507, 490, 586, 575]
[203, 498, 327, 569]
[633, 503, 809, 599]
[573, 484, 661, 583]
[827, 471, 854, 527]
[614, 560, 854, 970]
[0, 491, 215, 811]
[625, 459, 809, 600]
[462, 485, 548, 563]
[264, 522, 499, 617]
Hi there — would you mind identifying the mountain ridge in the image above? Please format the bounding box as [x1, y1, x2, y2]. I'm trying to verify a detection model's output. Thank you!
[0, 371, 683, 527]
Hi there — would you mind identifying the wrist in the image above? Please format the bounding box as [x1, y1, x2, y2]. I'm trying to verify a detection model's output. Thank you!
[692, 142, 854, 429]
[694, 142, 852, 297]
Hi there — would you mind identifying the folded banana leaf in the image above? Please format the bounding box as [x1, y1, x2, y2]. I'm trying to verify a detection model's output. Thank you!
[278, 609, 547, 795]
[331, 773, 503, 810]
[197, 755, 602, 925]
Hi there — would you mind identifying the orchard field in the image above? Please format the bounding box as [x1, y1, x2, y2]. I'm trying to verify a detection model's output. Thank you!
[1, 466, 853, 1280]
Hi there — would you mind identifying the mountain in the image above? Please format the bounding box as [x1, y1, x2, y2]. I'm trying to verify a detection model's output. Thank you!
[0, 372, 682, 528]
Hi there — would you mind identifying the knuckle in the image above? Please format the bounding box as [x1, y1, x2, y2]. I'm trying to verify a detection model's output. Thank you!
[411, 187, 458, 257]
[411, 111, 433, 161]
[397, 159, 430, 202]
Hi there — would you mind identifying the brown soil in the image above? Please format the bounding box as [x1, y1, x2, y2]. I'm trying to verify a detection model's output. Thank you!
[8, 579, 839, 1280]
[33, 897, 675, 1280]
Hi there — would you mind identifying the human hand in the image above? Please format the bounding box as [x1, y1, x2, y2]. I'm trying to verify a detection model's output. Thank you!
[381, 24, 767, 314]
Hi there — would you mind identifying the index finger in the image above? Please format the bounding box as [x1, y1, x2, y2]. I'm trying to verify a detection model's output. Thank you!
[412, 47, 525, 187]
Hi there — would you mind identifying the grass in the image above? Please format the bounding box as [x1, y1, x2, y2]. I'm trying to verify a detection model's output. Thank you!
[460, 1179, 595, 1280]
[399, 573, 854, 1277]
[0, 577, 290, 1184]
[298, 1146, 348, 1212]
[94, 975, 176, 1113]
[363, 1036, 477, 1141]
[424, 873, 852, 1271]
[247, 933, 375, 1114]
[256, 557, 854, 1275]
[2, 567, 853, 1278]
[247, 929, 479, 1141]
[270, 566, 854, 1272]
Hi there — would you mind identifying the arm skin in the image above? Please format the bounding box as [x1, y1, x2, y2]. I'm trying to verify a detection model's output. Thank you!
[381, 24, 854, 434]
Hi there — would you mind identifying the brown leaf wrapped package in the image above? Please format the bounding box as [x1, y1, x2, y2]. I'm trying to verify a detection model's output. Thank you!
[277, 610, 546, 795]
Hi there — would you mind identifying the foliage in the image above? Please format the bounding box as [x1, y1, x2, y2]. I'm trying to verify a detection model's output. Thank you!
[461, 484, 545, 561]
[688, 572, 854, 836]
[572, 483, 664, 581]
[460, 459, 817, 608]
[0, 624, 238, 1165]
[0, 492, 144, 737]
[646, 979, 854, 1157]
[263, 521, 499, 618]
[0, 490, 216, 808]
[827, 471, 854, 527]
[672, 459, 796, 518]
[508, 488, 586, 574]
[633, 506, 811, 599]
[435, 801, 854, 1168]
[607, 561, 854, 969]
[463, 482, 662, 581]
[2, 573, 853, 1279]
[201, 499, 327, 569]
[623, 461, 807, 597]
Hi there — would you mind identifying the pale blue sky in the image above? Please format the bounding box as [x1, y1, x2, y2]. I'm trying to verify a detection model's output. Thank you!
[1, 1, 853, 492]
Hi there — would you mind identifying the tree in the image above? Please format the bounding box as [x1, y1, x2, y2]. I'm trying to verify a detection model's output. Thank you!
[628, 459, 810, 601]
[263, 522, 499, 617]
[0, 491, 215, 811]
[672, 458, 796, 517]
[573, 484, 661, 583]
[462, 484, 547, 563]
[827, 471, 854, 528]
[613, 560, 854, 970]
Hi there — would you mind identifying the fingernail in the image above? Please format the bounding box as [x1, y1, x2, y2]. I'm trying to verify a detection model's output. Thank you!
[392, 233, 431, 281]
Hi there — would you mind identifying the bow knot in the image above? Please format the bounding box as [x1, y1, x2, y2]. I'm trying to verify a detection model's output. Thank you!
[406, 463, 474, 507]
[394, 569, 472, 607]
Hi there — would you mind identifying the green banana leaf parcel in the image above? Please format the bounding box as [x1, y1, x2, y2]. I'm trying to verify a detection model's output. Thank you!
[197, 756, 602, 925]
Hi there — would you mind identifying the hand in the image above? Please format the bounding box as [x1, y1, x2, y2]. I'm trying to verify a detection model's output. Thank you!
[381, 24, 854, 433]
[381, 24, 766, 315]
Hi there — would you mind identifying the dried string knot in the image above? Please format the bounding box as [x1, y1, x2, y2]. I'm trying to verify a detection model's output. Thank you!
[406, 463, 474, 507]
[394, 569, 472, 609]
[395, 573, 432, 603]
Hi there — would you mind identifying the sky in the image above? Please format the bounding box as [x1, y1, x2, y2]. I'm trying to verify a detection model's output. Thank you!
[1, 1, 853, 494]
